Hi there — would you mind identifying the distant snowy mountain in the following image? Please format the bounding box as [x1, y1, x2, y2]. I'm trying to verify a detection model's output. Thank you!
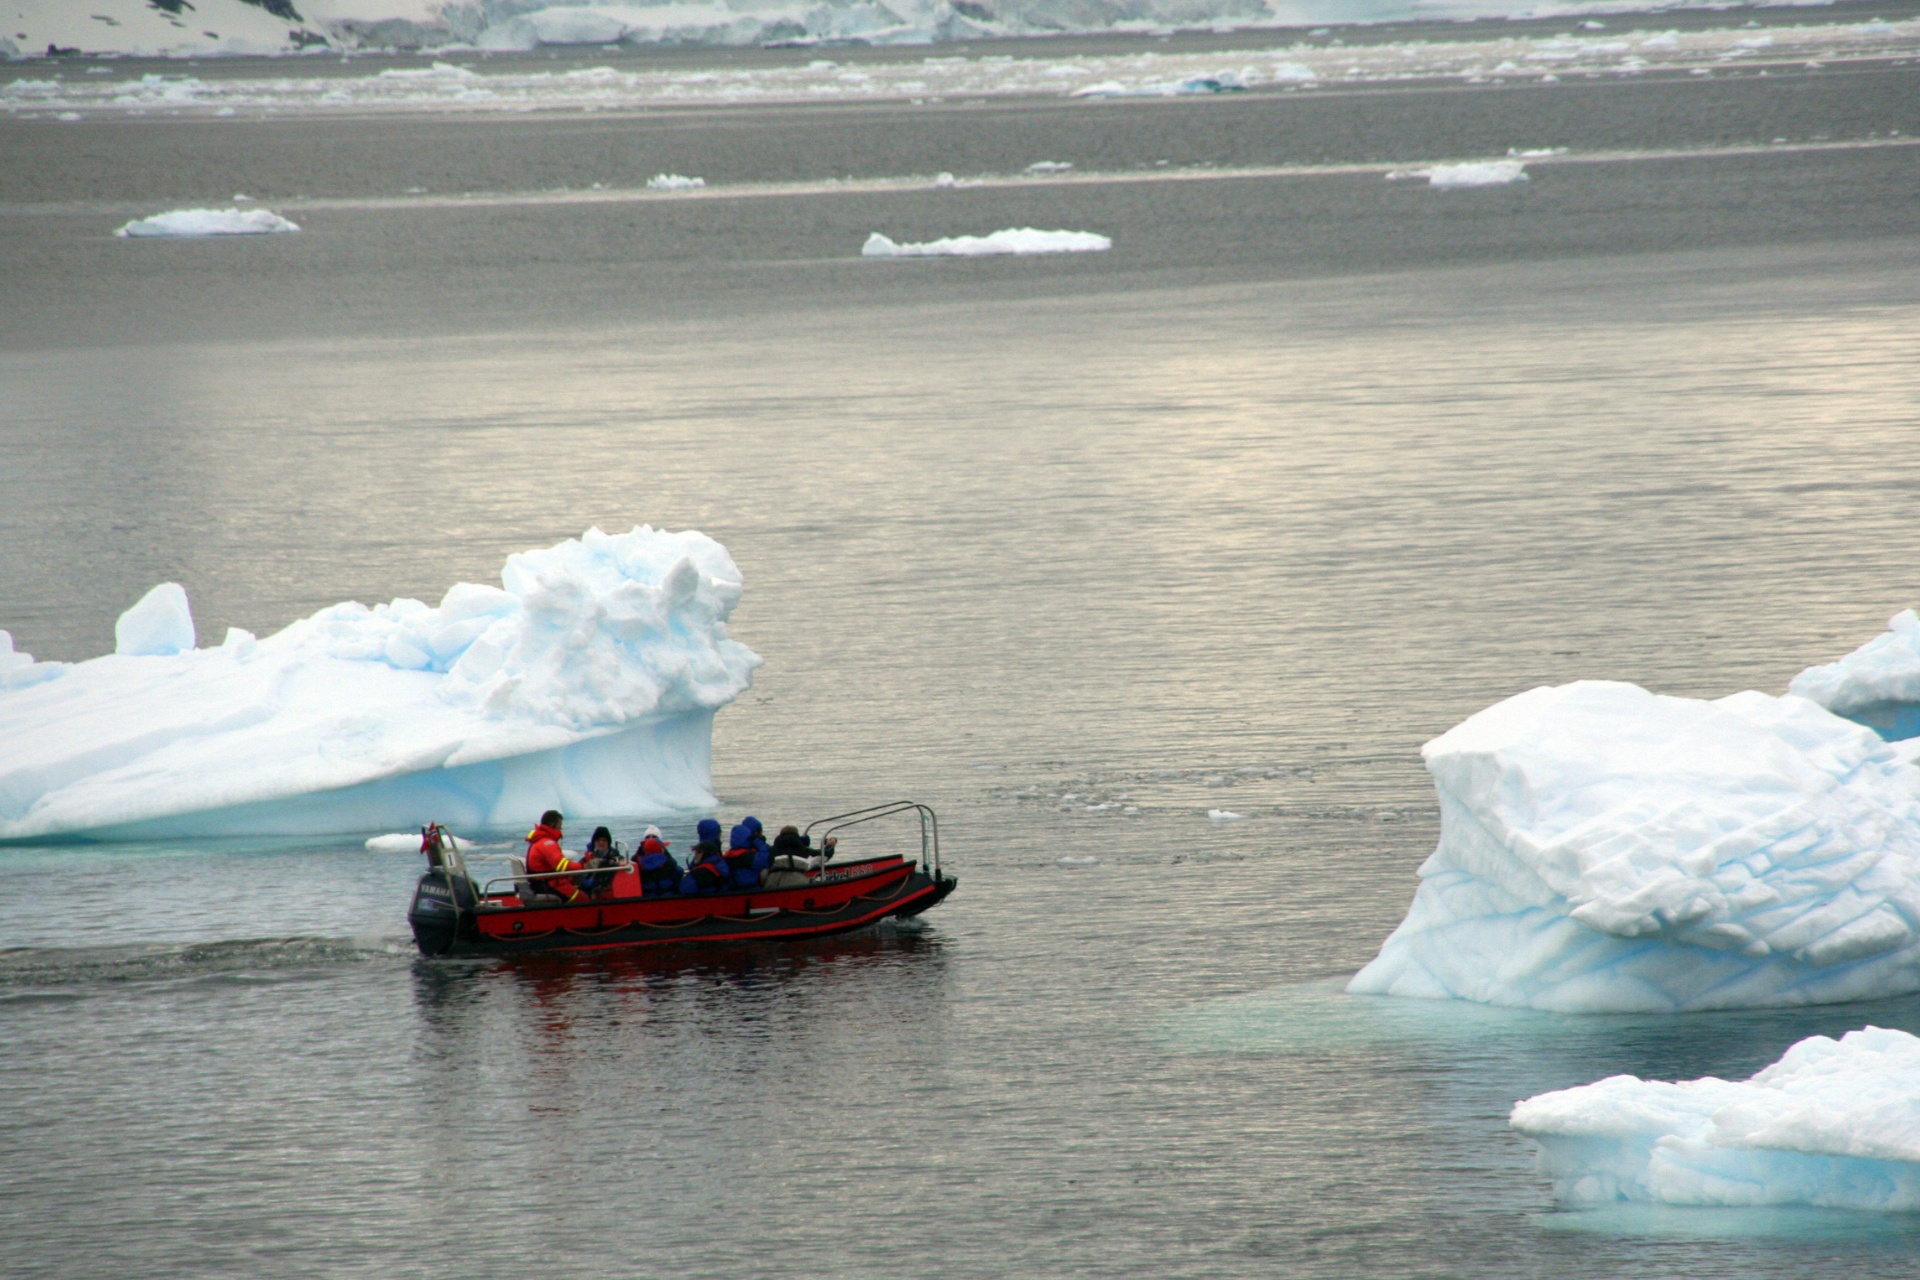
[0, 0, 1846, 59]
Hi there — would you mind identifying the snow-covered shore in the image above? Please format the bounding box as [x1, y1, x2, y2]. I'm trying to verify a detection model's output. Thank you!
[5, 4, 1917, 119]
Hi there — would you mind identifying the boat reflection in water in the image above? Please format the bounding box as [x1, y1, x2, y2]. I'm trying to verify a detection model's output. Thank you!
[407, 925, 952, 1129]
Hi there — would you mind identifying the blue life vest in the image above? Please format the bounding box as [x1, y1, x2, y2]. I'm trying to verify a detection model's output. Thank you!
[725, 818, 771, 889]
[639, 849, 680, 896]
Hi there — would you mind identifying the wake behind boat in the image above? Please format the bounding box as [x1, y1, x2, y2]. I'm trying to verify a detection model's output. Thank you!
[406, 802, 955, 957]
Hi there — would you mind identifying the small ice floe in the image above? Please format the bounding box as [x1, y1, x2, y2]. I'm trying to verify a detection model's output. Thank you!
[1058, 855, 1100, 867]
[934, 171, 957, 187]
[861, 228, 1111, 258]
[114, 208, 300, 238]
[1025, 160, 1073, 173]
[1071, 74, 1246, 98]
[646, 173, 705, 190]
[367, 831, 472, 853]
[1513, 1027, 1920, 1212]
[1207, 809, 1244, 822]
[1385, 160, 1529, 188]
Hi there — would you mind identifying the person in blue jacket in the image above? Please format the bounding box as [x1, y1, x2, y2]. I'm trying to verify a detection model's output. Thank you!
[724, 816, 772, 889]
[635, 824, 681, 897]
[681, 818, 729, 894]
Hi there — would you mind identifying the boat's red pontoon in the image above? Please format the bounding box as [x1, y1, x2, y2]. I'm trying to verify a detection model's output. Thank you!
[406, 802, 955, 957]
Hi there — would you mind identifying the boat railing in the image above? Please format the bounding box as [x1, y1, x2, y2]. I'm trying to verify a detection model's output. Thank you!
[477, 864, 616, 900]
[805, 801, 941, 879]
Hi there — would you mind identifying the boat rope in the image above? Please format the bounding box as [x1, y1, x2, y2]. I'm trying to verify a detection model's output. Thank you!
[499, 872, 921, 936]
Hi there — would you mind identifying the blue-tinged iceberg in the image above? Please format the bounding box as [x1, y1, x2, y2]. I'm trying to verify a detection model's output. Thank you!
[0, 527, 761, 842]
[1511, 1026, 1920, 1212]
[1347, 680, 1920, 1012]
[1791, 609, 1920, 744]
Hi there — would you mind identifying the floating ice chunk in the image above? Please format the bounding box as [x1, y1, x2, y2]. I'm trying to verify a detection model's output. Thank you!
[646, 173, 705, 190]
[1512, 1027, 1920, 1211]
[1025, 161, 1073, 173]
[1070, 74, 1246, 98]
[1790, 610, 1920, 740]
[861, 228, 1111, 258]
[366, 831, 472, 853]
[1348, 680, 1920, 1012]
[1208, 809, 1243, 822]
[115, 208, 300, 238]
[377, 63, 478, 82]
[0, 526, 761, 841]
[1387, 160, 1529, 188]
[1059, 855, 1100, 866]
[114, 583, 195, 656]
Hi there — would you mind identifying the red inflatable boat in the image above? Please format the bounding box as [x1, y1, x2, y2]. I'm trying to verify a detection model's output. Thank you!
[406, 802, 956, 958]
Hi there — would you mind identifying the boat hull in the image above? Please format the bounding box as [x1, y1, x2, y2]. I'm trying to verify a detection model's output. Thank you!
[409, 855, 955, 958]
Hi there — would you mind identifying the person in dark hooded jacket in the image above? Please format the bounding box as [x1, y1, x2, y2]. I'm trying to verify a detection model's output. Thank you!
[770, 825, 836, 863]
[725, 817, 772, 889]
[578, 825, 623, 896]
[681, 817, 729, 894]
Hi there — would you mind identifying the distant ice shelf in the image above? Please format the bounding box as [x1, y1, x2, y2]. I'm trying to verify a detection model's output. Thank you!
[1348, 634, 1920, 1011]
[0, 526, 761, 842]
[1512, 1026, 1920, 1212]
[9, 14, 1917, 114]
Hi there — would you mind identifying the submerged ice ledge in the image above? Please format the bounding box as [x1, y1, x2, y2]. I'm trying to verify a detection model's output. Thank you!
[0, 527, 761, 842]
[1349, 613, 1920, 1013]
[1512, 1027, 1920, 1212]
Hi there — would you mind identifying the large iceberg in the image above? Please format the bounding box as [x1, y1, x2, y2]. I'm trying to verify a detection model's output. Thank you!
[0, 527, 760, 842]
[1790, 609, 1920, 743]
[1347, 681, 1920, 1012]
[1511, 1026, 1920, 1212]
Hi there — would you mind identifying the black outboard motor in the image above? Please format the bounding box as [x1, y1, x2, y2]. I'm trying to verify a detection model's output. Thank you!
[407, 824, 479, 956]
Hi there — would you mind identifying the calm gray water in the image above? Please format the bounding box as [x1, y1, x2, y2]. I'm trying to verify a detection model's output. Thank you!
[3, 49, 1920, 1278]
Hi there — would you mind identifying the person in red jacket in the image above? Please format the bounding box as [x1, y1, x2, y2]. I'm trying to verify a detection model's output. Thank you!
[524, 809, 586, 903]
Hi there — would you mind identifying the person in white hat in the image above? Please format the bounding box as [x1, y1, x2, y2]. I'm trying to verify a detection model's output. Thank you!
[635, 824, 681, 897]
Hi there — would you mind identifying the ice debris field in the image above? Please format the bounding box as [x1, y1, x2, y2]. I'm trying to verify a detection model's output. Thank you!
[1512, 1026, 1920, 1212]
[862, 228, 1110, 257]
[7, 17, 1920, 116]
[0, 527, 761, 842]
[114, 208, 301, 238]
[1349, 611, 1920, 1014]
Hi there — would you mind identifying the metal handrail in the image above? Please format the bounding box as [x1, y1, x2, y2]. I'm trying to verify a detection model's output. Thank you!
[804, 801, 940, 878]
[478, 864, 620, 898]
